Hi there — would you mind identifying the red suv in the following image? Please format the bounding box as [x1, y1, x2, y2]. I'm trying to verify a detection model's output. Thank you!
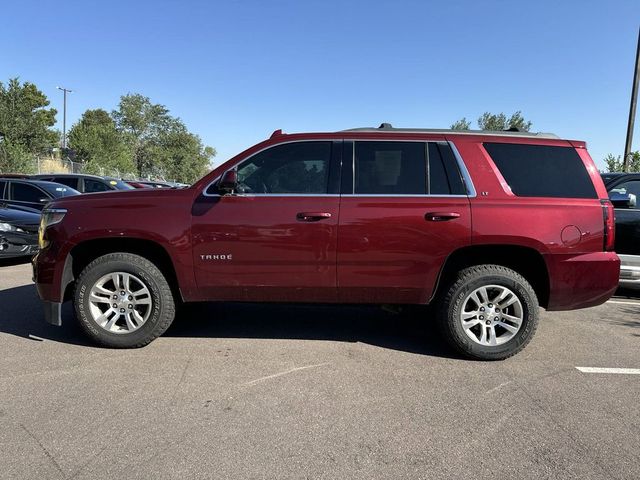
[33, 125, 620, 360]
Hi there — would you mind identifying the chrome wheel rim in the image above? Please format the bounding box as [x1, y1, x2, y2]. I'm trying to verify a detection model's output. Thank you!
[460, 285, 523, 346]
[88, 272, 152, 334]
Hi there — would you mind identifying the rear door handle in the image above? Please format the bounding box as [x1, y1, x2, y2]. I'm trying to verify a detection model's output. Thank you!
[425, 212, 461, 222]
[296, 212, 332, 222]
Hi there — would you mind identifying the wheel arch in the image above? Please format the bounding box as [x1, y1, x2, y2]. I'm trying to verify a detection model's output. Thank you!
[63, 237, 183, 303]
[431, 244, 550, 308]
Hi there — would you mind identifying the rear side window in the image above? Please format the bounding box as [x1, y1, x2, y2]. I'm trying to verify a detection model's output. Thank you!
[0, 180, 5, 198]
[355, 142, 426, 194]
[351, 141, 467, 195]
[428, 143, 466, 195]
[51, 177, 79, 189]
[85, 179, 111, 193]
[483, 143, 597, 199]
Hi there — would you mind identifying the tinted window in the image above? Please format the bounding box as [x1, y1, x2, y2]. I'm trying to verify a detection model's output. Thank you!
[355, 142, 426, 194]
[39, 183, 79, 197]
[483, 143, 597, 199]
[51, 177, 79, 189]
[0, 180, 5, 198]
[11, 183, 44, 203]
[427, 143, 466, 195]
[85, 179, 111, 193]
[235, 142, 331, 194]
[609, 180, 640, 208]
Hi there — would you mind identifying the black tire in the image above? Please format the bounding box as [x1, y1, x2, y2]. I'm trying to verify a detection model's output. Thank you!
[74, 252, 176, 348]
[436, 264, 539, 360]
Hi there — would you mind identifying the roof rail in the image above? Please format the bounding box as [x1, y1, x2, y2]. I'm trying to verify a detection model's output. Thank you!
[341, 124, 559, 139]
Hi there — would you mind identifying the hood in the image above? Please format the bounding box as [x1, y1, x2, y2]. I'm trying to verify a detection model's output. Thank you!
[0, 206, 41, 226]
[47, 186, 195, 209]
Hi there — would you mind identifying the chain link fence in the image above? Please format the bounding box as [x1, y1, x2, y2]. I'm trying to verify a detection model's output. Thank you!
[27, 156, 156, 182]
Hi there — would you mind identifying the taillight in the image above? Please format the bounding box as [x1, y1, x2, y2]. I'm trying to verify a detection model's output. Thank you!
[601, 200, 615, 251]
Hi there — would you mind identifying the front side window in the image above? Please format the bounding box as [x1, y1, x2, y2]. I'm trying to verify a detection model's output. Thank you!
[609, 180, 640, 208]
[234, 142, 331, 194]
[11, 183, 44, 203]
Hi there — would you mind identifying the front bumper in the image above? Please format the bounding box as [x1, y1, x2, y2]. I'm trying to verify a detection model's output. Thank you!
[0, 232, 38, 259]
[545, 251, 620, 311]
[33, 249, 74, 326]
[618, 254, 640, 289]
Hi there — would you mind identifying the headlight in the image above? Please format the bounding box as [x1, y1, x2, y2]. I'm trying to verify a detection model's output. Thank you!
[39, 208, 67, 249]
[0, 222, 24, 233]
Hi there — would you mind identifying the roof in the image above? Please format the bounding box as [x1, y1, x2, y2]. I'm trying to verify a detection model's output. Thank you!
[33, 173, 105, 179]
[341, 124, 560, 139]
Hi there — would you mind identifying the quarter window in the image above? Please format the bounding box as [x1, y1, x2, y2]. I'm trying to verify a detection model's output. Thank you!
[483, 143, 597, 199]
[234, 142, 331, 194]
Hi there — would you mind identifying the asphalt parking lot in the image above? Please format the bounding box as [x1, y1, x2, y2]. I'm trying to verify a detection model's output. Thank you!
[0, 260, 639, 480]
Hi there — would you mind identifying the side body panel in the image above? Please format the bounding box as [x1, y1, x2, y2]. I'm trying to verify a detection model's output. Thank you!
[451, 136, 619, 310]
[34, 189, 198, 303]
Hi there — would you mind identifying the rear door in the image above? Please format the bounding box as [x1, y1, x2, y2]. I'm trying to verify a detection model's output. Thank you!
[337, 140, 473, 303]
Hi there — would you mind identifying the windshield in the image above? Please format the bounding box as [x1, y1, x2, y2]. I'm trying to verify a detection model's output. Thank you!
[40, 182, 80, 198]
[106, 178, 134, 190]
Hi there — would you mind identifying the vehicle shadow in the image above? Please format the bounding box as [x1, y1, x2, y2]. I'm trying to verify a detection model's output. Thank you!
[0, 284, 459, 358]
[0, 257, 32, 268]
[166, 302, 457, 358]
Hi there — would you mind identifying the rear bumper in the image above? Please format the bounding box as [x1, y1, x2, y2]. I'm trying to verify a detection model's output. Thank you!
[618, 254, 640, 289]
[545, 251, 620, 311]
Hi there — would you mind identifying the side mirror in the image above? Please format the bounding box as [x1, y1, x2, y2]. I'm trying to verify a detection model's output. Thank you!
[218, 170, 238, 194]
[609, 192, 637, 208]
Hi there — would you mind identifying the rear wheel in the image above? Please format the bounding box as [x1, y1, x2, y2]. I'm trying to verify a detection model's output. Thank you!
[437, 265, 539, 360]
[74, 252, 175, 348]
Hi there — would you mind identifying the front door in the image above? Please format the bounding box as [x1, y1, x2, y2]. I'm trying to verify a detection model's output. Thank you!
[191, 140, 341, 302]
[337, 140, 472, 304]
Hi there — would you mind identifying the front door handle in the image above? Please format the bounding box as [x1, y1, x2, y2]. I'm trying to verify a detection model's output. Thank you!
[425, 212, 461, 222]
[296, 212, 332, 222]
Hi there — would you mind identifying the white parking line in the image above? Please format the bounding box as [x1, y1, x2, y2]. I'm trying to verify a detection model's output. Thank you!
[576, 367, 640, 375]
[607, 300, 640, 306]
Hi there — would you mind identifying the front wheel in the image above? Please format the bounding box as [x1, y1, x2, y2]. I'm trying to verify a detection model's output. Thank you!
[437, 265, 539, 360]
[74, 253, 176, 348]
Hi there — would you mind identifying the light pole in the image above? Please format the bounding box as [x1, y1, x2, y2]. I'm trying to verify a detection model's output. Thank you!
[623, 27, 640, 172]
[56, 86, 73, 149]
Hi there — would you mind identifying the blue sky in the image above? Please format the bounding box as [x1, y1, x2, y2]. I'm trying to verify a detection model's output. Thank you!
[2, 0, 639, 170]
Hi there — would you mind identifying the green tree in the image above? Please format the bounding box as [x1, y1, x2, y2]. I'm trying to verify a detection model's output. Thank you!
[68, 109, 135, 176]
[450, 118, 471, 130]
[478, 111, 532, 131]
[149, 126, 216, 182]
[450, 111, 533, 132]
[0, 78, 58, 172]
[112, 93, 214, 181]
[604, 152, 640, 172]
